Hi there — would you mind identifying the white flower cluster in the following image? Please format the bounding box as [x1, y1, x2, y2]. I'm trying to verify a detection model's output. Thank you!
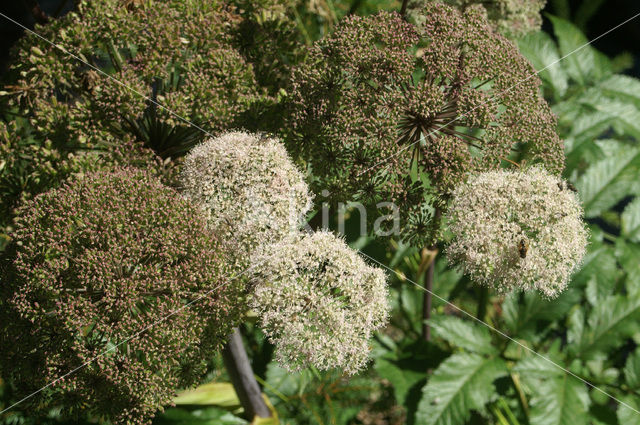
[181, 131, 313, 262]
[251, 230, 389, 375]
[445, 167, 588, 298]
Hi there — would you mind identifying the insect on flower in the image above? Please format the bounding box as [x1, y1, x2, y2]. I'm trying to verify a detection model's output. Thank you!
[518, 238, 529, 259]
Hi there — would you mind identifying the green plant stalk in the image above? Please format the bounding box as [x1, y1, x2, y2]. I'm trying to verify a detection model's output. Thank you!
[221, 327, 272, 419]
[400, 0, 410, 18]
[477, 286, 488, 321]
[421, 246, 436, 341]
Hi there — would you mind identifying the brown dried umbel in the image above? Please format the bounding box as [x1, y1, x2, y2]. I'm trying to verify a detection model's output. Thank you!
[286, 4, 563, 246]
[0, 168, 243, 424]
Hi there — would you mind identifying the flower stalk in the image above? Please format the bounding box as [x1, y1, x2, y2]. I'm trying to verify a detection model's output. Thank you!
[222, 327, 272, 419]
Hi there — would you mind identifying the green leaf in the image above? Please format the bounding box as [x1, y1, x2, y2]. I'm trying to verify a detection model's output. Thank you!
[513, 354, 564, 381]
[415, 353, 507, 425]
[617, 395, 640, 425]
[622, 197, 640, 242]
[374, 356, 425, 406]
[502, 289, 580, 337]
[597, 74, 640, 108]
[576, 145, 640, 217]
[575, 295, 640, 359]
[624, 348, 640, 388]
[517, 31, 568, 98]
[528, 375, 590, 425]
[429, 315, 497, 355]
[154, 407, 248, 425]
[173, 383, 241, 408]
[571, 241, 617, 287]
[548, 15, 609, 85]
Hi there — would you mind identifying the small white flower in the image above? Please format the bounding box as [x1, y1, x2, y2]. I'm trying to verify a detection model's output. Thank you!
[251, 230, 389, 374]
[181, 131, 313, 265]
[445, 167, 588, 298]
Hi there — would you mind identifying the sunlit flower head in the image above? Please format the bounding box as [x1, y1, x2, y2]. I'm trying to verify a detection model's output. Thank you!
[181, 131, 313, 264]
[251, 230, 389, 374]
[445, 167, 588, 297]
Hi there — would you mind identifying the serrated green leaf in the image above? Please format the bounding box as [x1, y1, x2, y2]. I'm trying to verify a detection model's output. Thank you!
[576, 295, 640, 359]
[429, 315, 497, 355]
[518, 31, 568, 98]
[624, 349, 640, 389]
[502, 289, 580, 337]
[513, 354, 564, 380]
[549, 15, 608, 85]
[597, 74, 640, 108]
[415, 353, 507, 425]
[567, 307, 585, 347]
[622, 198, 640, 242]
[617, 395, 640, 425]
[571, 242, 617, 287]
[528, 375, 590, 425]
[585, 273, 616, 306]
[576, 145, 640, 217]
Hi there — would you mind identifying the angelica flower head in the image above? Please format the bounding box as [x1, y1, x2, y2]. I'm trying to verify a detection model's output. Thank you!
[251, 231, 389, 375]
[409, 0, 545, 38]
[445, 167, 588, 298]
[0, 168, 241, 424]
[181, 131, 313, 263]
[286, 4, 563, 246]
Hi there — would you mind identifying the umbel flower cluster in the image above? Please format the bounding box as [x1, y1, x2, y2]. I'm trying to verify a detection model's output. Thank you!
[445, 167, 588, 297]
[251, 231, 389, 375]
[0, 169, 243, 424]
[409, 0, 546, 38]
[181, 131, 313, 266]
[181, 131, 389, 374]
[0, 0, 267, 231]
[286, 3, 563, 246]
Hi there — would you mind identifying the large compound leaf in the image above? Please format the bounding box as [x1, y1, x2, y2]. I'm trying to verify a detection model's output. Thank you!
[575, 295, 640, 359]
[429, 315, 497, 355]
[548, 15, 610, 85]
[502, 289, 580, 338]
[624, 349, 640, 389]
[415, 353, 507, 425]
[622, 197, 640, 242]
[576, 145, 640, 217]
[518, 31, 568, 98]
[617, 395, 640, 425]
[528, 375, 590, 425]
[598, 74, 640, 108]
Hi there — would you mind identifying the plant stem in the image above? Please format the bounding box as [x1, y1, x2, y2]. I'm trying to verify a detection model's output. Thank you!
[477, 286, 488, 321]
[421, 245, 437, 341]
[400, 0, 410, 18]
[221, 327, 272, 419]
[23, 0, 49, 24]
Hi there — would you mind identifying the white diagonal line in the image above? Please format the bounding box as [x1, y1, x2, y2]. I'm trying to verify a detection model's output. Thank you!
[357, 249, 640, 415]
[356, 10, 640, 177]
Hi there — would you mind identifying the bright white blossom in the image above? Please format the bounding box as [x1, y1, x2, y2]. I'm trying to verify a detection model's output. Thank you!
[181, 131, 313, 262]
[251, 231, 389, 374]
[445, 167, 588, 298]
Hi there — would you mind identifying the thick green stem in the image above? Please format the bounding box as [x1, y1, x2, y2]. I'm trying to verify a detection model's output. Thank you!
[477, 286, 488, 321]
[400, 0, 410, 18]
[222, 327, 271, 419]
[421, 253, 435, 341]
